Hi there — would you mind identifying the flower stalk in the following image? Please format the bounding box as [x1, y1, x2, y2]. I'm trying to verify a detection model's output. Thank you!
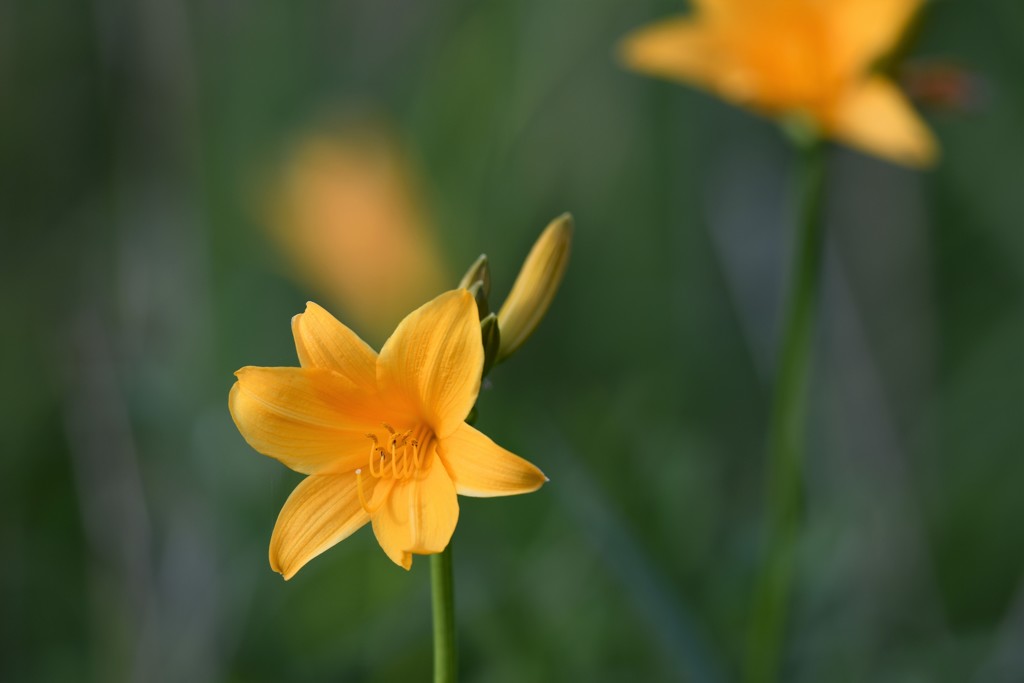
[431, 543, 457, 683]
[744, 139, 825, 683]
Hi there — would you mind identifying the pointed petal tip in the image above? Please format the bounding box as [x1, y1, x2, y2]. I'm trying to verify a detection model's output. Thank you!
[440, 424, 548, 497]
[302, 300, 332, 315]
[549, 213, 574, 241]
[269, 552, 287, 579]
[904, 134, 941, 169]
[831, 76, 940, 170]
[437, 286, 477, 309]
[385, 550, 413, 570]
[615, 28, 646, 67]
[549, 212, 573, 235]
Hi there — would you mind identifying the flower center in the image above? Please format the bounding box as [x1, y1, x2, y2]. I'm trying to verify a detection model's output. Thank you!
[355, 422, 433, 513]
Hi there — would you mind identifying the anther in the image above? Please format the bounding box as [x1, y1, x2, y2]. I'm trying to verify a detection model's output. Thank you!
[370, 447, 386, 477]
[409, 440, 424, 470]
[365, 425, 432, 481]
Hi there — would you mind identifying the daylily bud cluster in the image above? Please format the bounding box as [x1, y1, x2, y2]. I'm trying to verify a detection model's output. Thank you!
[457, 213, 573, 376]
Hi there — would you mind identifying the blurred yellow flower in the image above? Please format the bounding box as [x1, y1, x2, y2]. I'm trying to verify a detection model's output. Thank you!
[496, 214, 573, 362]
[269, 122, 447, 342]
[620, 0, 938, 167]
[229, 290, 546, 577]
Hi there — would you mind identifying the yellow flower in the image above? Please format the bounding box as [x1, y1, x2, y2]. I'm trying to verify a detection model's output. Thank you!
[496, 214, 573, 362]
[620, 0, 939, 167]
[229, 290, 546, 576]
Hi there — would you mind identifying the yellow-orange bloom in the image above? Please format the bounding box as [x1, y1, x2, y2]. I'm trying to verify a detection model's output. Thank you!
[268, 123, 447, 341]
[620, 0, 939, 167]
[229, 290, 546, 576]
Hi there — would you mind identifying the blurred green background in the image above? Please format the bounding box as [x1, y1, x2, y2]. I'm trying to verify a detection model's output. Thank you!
[3, 0, 1023, 681]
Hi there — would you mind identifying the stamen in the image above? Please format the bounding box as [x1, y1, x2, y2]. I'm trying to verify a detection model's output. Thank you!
[364, 426, 433, 481]
[367, 439, 380, 477]
[366, 431, 389, 478]
[409, 439, 424, 470]
[355, 469, 381, 514]
[391, 443, 409, 478]
[370, 447, 386, 477]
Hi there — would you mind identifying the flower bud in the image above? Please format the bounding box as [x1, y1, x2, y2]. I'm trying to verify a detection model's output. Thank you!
[496, 213, 572, 362]
[480, 313, 501, 378]
[458, 253, 491, 296]
[459, 254, 491, 319]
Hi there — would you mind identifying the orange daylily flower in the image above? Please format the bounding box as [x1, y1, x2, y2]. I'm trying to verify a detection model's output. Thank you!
[268, 123, 447, 341]
[229, 290, 546, 576]
[620, 0, 939, 167]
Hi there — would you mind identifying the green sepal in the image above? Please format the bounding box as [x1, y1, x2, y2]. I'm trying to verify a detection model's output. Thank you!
[459, 254, 492, 320]
[466, 281, 490, 320]
[480, 313, 501, 378]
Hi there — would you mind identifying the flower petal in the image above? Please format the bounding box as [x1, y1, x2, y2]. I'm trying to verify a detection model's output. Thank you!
[292, 301, 378, 387]
[830, 76, 938, 168]
[376, 290, 482, 438]
[370, 459, 459, 570]
[619, 17, 717, 88]
[828, 0, 923, 74]
[439, 423, 547, 497]
[269, 473, 371, 580]
[229, 367, 380, 474]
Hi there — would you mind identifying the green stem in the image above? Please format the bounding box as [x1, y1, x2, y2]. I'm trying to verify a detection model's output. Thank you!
[431, 540, 457, 683]
[429, 406, 479, 683]
[744, 140, 826, 683]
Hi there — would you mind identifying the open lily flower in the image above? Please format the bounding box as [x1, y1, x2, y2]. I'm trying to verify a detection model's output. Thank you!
[229, 290, 546, 576]
[620, 0, 939, 167]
